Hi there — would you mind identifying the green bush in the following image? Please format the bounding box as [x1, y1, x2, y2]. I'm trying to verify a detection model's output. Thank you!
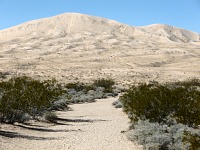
[0, 76, 65, 123]
[93, 78, 115, 93]
[65, 82, 95, 93]
[183, 131, 200, 150]
[44, 112, 58, 123]
[65, 82, 85, 91]
[120, 79, 200, 127]
[127, 119, 200, 150]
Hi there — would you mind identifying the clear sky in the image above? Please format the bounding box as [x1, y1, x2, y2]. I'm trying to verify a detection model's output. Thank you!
[0, 0, 200, 33]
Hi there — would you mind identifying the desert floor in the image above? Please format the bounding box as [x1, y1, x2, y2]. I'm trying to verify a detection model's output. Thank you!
[0, 96, 142, 150]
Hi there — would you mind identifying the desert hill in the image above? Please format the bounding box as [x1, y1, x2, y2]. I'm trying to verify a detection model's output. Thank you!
[0, 13, 200, 84]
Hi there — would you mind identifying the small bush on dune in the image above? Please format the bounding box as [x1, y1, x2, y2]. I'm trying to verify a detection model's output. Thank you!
[65, 82, 95, 93]
[44, 112, 58, 123]
[65, 82, 86, 92]
[0, 76, 65, 123]
[0, 72, 10, 79]
[65, 78, 116, 104]
[93, 78, 115, 93]
[112, 99, 123, 108]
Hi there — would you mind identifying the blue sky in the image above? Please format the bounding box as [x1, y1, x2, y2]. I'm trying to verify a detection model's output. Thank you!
[0, 0, 200, 33]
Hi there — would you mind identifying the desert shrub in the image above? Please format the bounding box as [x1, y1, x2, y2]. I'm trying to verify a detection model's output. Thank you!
[64, 80, 117, 104]
[64, 79, 116, 104]
[127, 120, 200, 150]
[171, 78, 200, 88]
[183, 131, 200, 150]
[112, 99, 123, 108]
[0, 76, 65, 123]
[79, 95, 96, 103]
[113, 84, 127, 93]
[112, 100, 122, 108]
[0, 72, 9, 79]
[87, 89, 105, 99]
[50, 99, 68, 111]
[65, 82, 95, 93]
[83, 84, 96, 93]
[120, 79, 200, 127]
[93, 78, 115, 93]
[44, 112, 58, 123]
[65, 82, 85, 92]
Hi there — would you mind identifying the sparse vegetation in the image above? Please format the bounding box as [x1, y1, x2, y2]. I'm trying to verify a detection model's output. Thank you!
[127, 119, 200, 150]
[120, 79, 200, 127]
[120, 79, 200, 149]
[0, 71, 10, 79]
[65, 82, 95, 93]
[0, 76, 117, 124]
[44, 112, 58, 123]
[183, 131, 200, 150]
[112, 98, 123, 108]
[93, 78, 115, 93]
[0, 76, 65, 123]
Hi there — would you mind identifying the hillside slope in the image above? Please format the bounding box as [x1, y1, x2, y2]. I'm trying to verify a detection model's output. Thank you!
[0, 13, 200, 83]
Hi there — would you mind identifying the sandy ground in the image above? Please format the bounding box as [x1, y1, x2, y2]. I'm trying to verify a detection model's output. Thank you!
[0, 13, 199, 84]
[0, 13, 199, 149]
[0, 97, 142, 150]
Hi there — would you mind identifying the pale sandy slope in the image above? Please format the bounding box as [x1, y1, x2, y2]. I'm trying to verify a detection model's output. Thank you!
[0, 97, 142, 150]
[0, 13, 200, 84]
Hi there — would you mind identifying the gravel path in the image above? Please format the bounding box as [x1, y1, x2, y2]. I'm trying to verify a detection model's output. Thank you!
[0, 97, 142, 150]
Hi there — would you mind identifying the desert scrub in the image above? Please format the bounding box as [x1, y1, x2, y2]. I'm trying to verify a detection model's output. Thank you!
[127, 120, 200, 150]
[0, 76, 65, 123]
[120, 79, 200, 127]
[183, 131, 200, 150]
[44, 112, 58, 123]
[65, 82, 95, 93]
[93, 78, 115, 93]
[65, 79, 117, 104]
[0, 71, 10, 79]
[120, 79, 200, 149]
[112, 98, 123, 108]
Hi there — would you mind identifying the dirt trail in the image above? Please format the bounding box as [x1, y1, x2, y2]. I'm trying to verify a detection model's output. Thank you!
[0, 97, 142, 150]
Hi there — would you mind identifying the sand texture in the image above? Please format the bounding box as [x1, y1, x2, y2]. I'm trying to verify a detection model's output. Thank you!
[0, 97, 142, 150]
[0, 13, 199, 84]
[0, 12, 200, 150]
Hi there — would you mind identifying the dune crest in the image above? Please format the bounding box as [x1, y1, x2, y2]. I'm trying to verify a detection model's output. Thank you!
[0, 13, 199, 43]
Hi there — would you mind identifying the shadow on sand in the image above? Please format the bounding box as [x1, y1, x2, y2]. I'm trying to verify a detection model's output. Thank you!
[54, 117, 109, 123]
[0, 117, 108, 140]
[0, 130, 56, 140]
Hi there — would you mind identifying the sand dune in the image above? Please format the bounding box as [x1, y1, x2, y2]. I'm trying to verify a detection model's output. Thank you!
[0, 13, 200, 84]
[0, 13, 200, 150]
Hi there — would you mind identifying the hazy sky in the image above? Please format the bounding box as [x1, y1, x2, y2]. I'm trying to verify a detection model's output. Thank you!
[0, 0, 200, 33]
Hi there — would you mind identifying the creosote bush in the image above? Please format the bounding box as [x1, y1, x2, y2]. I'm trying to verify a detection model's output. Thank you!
[0, 71, 10, 79]
[0, 76, 65, 123]
[183, 131, 200, 150]
[93, 78, 115, 93]
[120, 79, 200, 127]
[44, 112, 58, 123]
[127, 119, 200, 150]
[0, 76, 116, 124]
[120, 79, 200, 149]
[65, 82, 95, 93]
